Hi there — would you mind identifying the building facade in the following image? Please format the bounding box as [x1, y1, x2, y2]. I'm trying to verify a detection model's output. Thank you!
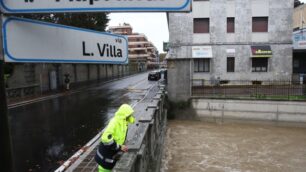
[293, 3, 306, 30]
[167, 0, 293, 101]
[293, 3, 306, 80]
[108, 24, 158, 71]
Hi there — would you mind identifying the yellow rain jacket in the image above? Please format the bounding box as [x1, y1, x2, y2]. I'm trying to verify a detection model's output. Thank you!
[101, 104, 135, 145]
[95, 104, 135, 171]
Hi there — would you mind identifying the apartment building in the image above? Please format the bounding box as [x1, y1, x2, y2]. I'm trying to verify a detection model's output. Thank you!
[108, 23, 158, 72]
[293, 3, 306, 78]
[167, 0, 293, 101]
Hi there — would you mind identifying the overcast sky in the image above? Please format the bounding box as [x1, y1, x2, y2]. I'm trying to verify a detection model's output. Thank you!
[108, 1, 306, 53]
[108, 13, 169, 53]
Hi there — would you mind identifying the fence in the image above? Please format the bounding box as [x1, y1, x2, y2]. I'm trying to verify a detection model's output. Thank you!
[6, 84, 40, 99]
[192, 79, 306, 101]
[6, 70, 145, 100]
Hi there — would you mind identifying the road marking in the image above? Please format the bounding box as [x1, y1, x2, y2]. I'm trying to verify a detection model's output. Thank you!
[128, 78, 147, 89]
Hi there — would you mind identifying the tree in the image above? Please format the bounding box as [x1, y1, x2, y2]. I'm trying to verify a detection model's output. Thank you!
[294, 0, 304, 8]
[4, 63, 14, 75]
[15, 13, 109, 32]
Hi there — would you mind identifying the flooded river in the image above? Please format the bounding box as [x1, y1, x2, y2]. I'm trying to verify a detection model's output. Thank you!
[161, 120, 306, 172]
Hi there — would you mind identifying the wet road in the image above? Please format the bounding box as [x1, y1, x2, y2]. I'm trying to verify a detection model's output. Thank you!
[8, 72, 155, 172]
[161, 120, 306, 172]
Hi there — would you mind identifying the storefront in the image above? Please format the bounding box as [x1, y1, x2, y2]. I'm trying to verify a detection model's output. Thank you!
[192, 46, 212, 73]
[250, 45, 272, 72]
[293, 29, 306, 83]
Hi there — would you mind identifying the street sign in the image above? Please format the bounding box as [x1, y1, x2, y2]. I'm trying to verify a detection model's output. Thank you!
[2, 17, 128, 64]
[192, 46, 213, 58]
[293, 29, 306, 50]
[0, 0, 191, 13]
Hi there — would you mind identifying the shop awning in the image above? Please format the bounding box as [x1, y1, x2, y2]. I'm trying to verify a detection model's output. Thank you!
[192, 46, 213, 58]
[251, 45, 272, 58]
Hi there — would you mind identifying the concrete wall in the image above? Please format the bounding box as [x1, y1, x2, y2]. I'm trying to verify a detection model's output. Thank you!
[76, 64, 88, 82]
[89, 65, 98, 81]
[192, 99, 306, 126]
[167, 59, 191, 101]
[167, 0, 294, 101]
[113, 87, 167, 172]
[6, 63, 137, 97]
[7, 64, 35, 87]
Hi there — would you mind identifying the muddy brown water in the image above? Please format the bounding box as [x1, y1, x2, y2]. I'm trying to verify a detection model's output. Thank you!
[161, 120, 306, 172]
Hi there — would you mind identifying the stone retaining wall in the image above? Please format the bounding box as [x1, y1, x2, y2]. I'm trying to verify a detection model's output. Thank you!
[113, 87, 167, 172]
[192, 99, 306, 126]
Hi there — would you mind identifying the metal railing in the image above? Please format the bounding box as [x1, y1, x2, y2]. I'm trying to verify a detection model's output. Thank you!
[192, 79, 306, 101]
[6, 84, 40, 99]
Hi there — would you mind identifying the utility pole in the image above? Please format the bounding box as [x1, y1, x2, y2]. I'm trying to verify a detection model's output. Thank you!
[0, 14, 15, 172]
[156, 50, 160, 69]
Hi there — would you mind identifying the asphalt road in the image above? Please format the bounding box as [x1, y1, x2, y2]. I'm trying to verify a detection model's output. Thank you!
[8, 72, 156, 172]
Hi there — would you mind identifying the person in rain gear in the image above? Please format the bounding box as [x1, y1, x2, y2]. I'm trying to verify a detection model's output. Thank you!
[64, 73, 70, 90]
[95, 104, 135, 172]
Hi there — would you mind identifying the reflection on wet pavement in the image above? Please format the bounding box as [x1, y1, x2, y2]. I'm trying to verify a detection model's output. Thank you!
[161, 120, 306, 172]
[8, 73, 152, 172]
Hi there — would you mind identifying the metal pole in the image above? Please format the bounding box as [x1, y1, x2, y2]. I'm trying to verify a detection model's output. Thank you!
[0, 14, 15, 172]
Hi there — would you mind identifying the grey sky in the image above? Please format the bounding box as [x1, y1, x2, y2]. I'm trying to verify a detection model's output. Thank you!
[108, 1, 306, 53]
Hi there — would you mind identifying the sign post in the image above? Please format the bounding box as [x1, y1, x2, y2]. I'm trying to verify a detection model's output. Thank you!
[3, 17, 128, 64]
[0, 13, 14, 172]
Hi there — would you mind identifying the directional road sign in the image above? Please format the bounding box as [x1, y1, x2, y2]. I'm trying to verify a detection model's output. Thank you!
[0, 0, 191, 13]
[2, 17, 128, 64]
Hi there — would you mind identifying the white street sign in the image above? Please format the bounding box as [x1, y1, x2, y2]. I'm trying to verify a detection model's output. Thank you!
[2, 17, 128, 64]
[0, 0, 191, 13]
[293, 29, 306, 50]
[192, 46, 213, 58]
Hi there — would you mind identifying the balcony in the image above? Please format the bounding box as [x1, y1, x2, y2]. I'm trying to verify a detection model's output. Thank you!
[129, 54, 150, 58]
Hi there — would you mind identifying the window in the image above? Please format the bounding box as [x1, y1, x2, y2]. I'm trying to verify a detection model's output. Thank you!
[227, 57, 235, 72]
[252, 58, 268, 72]
[227, 18, 235, 33]
[194, 59, 210, 72]
[194, 18, 210, 33]
[252, 17, 268, 32]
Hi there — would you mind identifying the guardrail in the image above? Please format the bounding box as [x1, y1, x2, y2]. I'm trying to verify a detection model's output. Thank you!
[113, 86, 167, 172]
[54, 82, 167, 172]
[192, 79, 306, 101]
[6, 84, 40, 99]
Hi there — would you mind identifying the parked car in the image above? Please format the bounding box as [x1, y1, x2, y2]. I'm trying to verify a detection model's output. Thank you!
[148, 70, 161, 81]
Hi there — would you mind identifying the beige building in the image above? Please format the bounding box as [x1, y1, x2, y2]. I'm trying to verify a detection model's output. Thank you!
[293, 3, 306, 30]
[108, 23, 158, 72]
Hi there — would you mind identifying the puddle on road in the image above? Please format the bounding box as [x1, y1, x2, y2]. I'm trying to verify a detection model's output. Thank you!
[161, 120, 306, 172]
